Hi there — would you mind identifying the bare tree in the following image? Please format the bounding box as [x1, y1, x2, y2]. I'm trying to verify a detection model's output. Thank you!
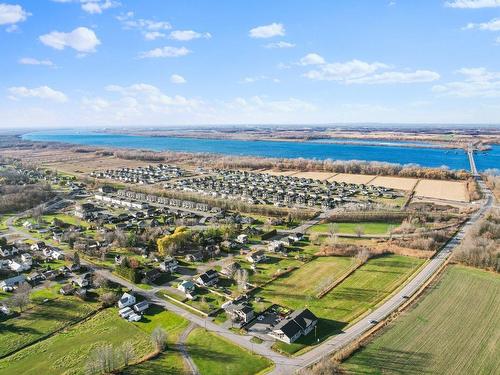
[235, 268, 249, 292]
[9, 282, 32, 312]
[151, 326, 167, 352]
[93, 273, 109, 289]
[86, 344, 116, 374]
[355, 225, 365, 238]
[99, 291, 119, 307]
[121, 341, 135, 367]
[309, 232, 321, 245]
[328, 223, 339, 238]
[355, 248, 371, 265]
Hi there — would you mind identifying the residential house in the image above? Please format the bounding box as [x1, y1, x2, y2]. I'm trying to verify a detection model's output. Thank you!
[270, 308, 318, 344]
[246, 250, 267, 264]
[178, 280, 195, 294]
[133, 301, 150, 313]
[118, 292, 136, 309]
[0, 274, 26, 289]
[196, 269, 219, 287]
[159, 257, 178, 273]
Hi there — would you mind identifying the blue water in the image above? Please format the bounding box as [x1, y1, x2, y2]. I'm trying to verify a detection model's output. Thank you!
[22, 130, 499, 171]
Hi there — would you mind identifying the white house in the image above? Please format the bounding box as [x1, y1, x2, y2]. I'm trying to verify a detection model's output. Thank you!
[118, 292, 136, 309]
[246, 250, 266, 264]
[270, 308, 318, 344]
[236, 234, 249, 244]
[178, 280, 195, 294]
[159, 257, 179, 273]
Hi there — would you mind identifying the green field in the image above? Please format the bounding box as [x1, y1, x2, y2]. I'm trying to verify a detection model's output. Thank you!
[308, 222, 397, 235]
[0, 309, 152, 375]
[124, 306, 189, 375]
[0, 297, 99, 358]
[344, 266, 500, 375]
[260, 255, 424, 354]
[186, 328, 273, 375]
[237, 254, 304, 286]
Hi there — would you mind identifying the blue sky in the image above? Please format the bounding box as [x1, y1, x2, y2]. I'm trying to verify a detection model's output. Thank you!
[1, 0, 500, 128]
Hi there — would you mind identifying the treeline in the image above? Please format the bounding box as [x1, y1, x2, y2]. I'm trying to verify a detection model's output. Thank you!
[0, 184, 53, 214]
[484, 169, 500, 200]
[454, 208, 499, 272]
[326, 211, 410, 223]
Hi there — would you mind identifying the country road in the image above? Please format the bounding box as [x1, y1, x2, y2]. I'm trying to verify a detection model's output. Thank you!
[3, 179, 494, 374]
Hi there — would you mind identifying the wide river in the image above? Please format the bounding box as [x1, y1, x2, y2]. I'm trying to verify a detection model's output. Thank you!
[22, 131, 500, 171]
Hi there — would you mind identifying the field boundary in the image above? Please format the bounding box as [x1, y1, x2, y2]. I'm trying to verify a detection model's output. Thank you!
[161, 293, 208, 317]
[316, 262, 361, 299]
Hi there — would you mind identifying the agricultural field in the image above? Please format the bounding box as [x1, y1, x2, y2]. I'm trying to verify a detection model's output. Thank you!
[414, 179, 469, 202]
[344, 266, 500, 374]
[237, 255, 304, 286]
[0, 309, 153, 375]
[369, 176, 418, 191]
[260, 255, 424, 354]
[307, 222, 397, 235]
[327, 173, 375, 184]
[186, 328, 273, 375]
[0, 296, 99, 358]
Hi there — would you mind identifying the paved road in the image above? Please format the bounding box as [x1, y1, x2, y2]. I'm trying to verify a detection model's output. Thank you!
[268, 179, 494, 374]
[5, 181, 494, 374]
[178, 322, 200, 375]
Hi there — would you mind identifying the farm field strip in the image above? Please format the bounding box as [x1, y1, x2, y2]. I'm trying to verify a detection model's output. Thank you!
[344, 266, 500, 375]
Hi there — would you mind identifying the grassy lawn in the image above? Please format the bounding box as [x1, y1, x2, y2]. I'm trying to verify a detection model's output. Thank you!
[124, 305, 189, 375]
[308, 222, 397, 235]
[186, 328, 273, 375]
[0, 296, 100, 358]
[266, 255, 424, 355]
[343, 265, 500, 375]
[42, 214, 89, 228]
[236, 255, 304, 286]
[0, 309, 152, 375]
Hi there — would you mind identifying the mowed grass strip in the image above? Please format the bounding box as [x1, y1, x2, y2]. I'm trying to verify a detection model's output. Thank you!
[266, 255, 423, 355]
[343, 265, 500, 375]
[0, 308, 152, 375]
[0, 297, 99, 358]
[308, 222, 397, 235]
[124, 306, 189, 375]
[186, 328, 273, 375]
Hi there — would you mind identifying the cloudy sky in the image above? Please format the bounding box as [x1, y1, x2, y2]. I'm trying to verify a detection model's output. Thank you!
[1, 0, 500, 128]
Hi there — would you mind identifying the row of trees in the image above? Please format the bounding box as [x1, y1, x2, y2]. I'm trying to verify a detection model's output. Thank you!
[85, 327, 167, 374]
[454, 208, 499, 272]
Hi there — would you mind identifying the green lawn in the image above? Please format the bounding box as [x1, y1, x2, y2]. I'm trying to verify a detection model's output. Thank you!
[186, 328, 273, 375]
[124, 306, 189, 375]
[0, 296, 100, 358]
[264, 255, 424, 355]
[343, 265, 500, 375]
[236, 255, 304, 286]
[308, 222, 397, 235]
[0, 309, 153, 375]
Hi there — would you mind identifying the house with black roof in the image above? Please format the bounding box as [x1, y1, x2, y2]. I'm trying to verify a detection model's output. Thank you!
[270, 308, 318, 344]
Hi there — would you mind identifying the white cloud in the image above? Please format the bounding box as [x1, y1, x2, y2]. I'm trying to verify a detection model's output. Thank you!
[169, 30, 211, 41]
[18, 57, 54, 66]
[249, 23, 285, 38]
[432, 67, 500, 97]
[304, 59, 389, 81]
[8, 86, 68, 102]
[299, 53, 326, 65]
[264, 41, 295, 49]
[138, 46, 190, 58]
[81, 0, 120, 14]
[239, 76, 280, 84]
[464, 18, 500, 31]
[144, 31, 165, 40]
[350, 70, 440, 84]
[227, 96, 316, 113]
[0, 3, 30, 26]
[40, 27, 101, 53]
[445, 0, 500, 8]
[170, 74, 186, 84]
[302, 58, 439, 84]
